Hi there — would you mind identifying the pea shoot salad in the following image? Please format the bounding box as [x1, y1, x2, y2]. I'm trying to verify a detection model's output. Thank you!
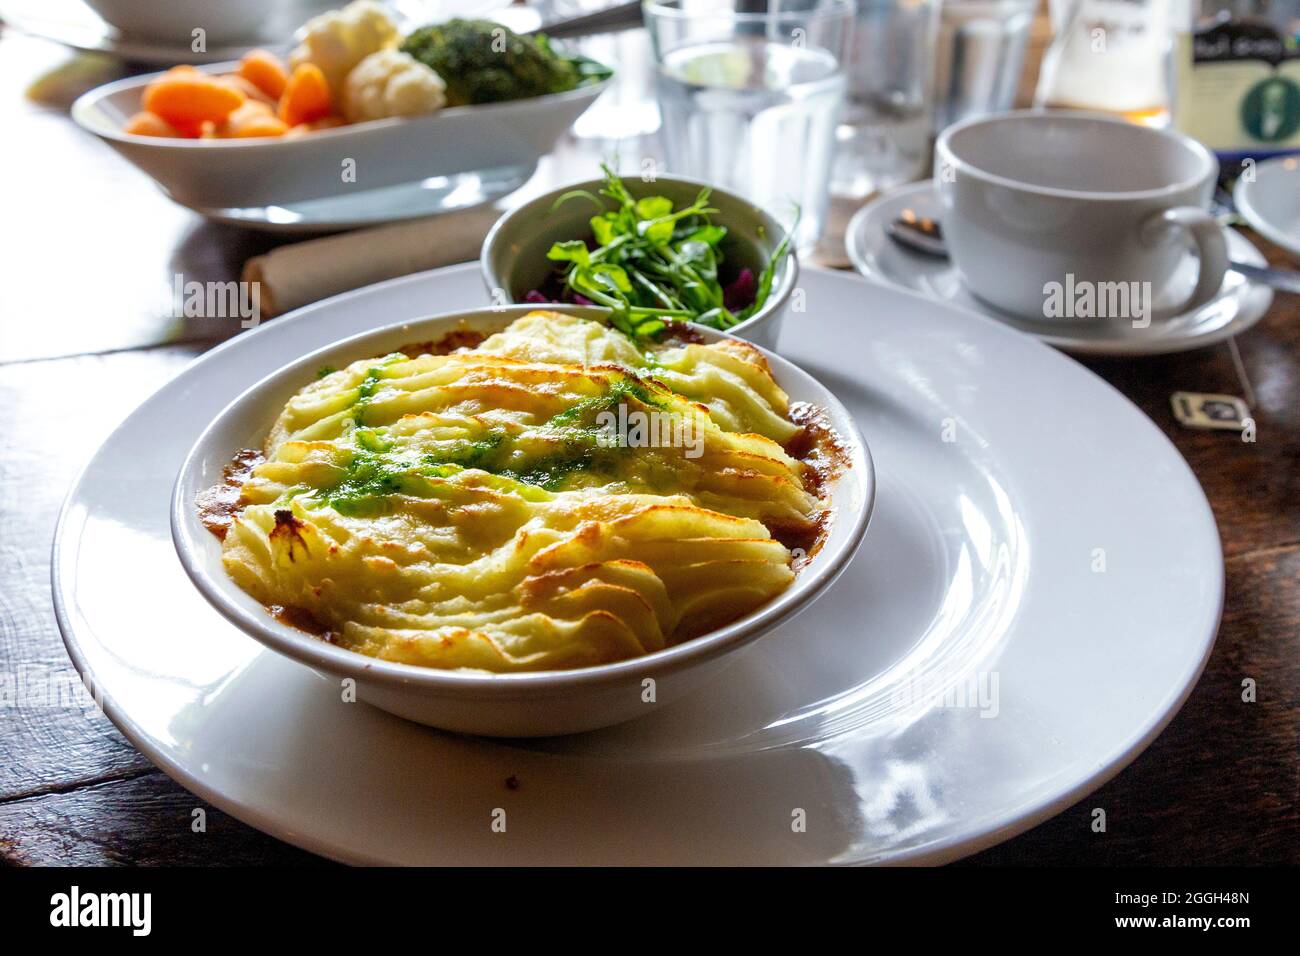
[524, 166, 793, 339]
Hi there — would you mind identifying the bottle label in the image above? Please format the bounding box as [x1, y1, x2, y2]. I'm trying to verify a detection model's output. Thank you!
[1176, 16, 1300, 153]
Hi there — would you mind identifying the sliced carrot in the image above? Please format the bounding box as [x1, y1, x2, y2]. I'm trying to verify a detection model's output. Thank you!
[238, 49, 289, 100]
[123, 111, 182, 137]
[143, 72, 245, 126]
[278, 63, 332, 127]
[217, 100, 289, 138]
[219, 74, 276, 107]
[238, 115, 290, 138]
[235, 115, 289, 138]
[234, 98, 274, 116]
[128, 109, 209, 139]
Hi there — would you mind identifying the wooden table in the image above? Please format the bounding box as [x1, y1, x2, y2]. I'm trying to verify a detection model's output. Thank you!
[0, 26, 1295, 866]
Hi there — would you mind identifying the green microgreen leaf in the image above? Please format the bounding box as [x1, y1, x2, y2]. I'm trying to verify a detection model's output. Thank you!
[540, 164, 788, 342]
[546, 240, 590, 269]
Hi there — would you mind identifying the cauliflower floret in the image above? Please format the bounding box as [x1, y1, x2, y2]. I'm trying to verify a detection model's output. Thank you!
[342, 49, 447, 122]
[289, 0, 400, 96]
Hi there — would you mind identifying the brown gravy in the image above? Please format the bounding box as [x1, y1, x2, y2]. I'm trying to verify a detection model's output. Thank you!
[397, 327, 487, 359]
[786, 401, 852, 498]
[196, 448, 264, 540]
[779, 401, 854, 569]
[269, 604, 337, 644]
[657, 320, 707, 347]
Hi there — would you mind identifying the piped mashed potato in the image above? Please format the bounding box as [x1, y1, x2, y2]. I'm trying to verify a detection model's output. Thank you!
[205, 311, 842, 672]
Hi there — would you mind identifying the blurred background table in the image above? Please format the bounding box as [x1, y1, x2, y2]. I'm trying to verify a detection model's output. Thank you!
[0, 12, 1295, 865]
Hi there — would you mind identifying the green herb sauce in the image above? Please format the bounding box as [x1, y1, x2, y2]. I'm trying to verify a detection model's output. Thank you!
[315, 371, 664, 512]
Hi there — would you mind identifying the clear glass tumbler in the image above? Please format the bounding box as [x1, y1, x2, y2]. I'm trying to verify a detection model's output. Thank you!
[644, 0, 854, 253]
[932, 0, 1037, 131]
[831, 0, 939, 200]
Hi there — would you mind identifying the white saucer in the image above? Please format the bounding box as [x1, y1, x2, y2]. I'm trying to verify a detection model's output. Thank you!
[1234, 155, 1300, 261]
[0, 0, 305, 63]
[847, 181, 1273, 357]
[53, 263, 1222, 864]
[0, 0, 433, 65]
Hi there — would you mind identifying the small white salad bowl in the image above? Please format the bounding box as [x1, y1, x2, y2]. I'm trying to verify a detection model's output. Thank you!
[72, 62, 609, 214]
[171, 305, 874, 737]
[480, 175, 799, 351]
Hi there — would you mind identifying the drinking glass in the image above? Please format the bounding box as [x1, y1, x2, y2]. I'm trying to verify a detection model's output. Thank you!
[831, 0, 938, 200]
[933, 0, 1037, 131]
[643, 0, 854, 253]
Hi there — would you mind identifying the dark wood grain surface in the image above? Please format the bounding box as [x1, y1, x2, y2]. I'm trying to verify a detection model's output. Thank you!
[0, 24, 1295, 867]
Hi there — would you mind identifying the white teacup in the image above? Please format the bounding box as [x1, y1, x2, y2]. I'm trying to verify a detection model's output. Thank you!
[934, 110, 1228, 326]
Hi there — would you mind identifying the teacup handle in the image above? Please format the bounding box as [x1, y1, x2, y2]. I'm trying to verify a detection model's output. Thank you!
[1142, 207, 1229, 317]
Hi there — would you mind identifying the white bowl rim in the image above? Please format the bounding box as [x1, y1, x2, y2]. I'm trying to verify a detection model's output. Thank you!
[1233, 154, 1300, 256]
[71, 59, 613, 148]
[170, 304, 873, 694]
[479, 173, 800, 338]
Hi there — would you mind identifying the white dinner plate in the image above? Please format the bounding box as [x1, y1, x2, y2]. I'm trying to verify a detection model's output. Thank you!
[1234, 155, 1300, 261]
[53, 263, 1223, 865]
[847, 181, 1273, 357]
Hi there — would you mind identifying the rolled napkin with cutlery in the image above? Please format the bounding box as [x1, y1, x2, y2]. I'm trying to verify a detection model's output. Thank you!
[242, 204, 502, 318]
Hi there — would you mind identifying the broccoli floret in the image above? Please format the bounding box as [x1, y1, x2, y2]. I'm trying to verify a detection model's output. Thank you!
[400, 19, 580, 106]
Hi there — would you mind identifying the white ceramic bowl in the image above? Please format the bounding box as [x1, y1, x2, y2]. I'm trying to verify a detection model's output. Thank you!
[84, 0, 264, 44]
[72, 62, 609, 212]
[170, 305, 873, 737]
[480, 175, 799, 351]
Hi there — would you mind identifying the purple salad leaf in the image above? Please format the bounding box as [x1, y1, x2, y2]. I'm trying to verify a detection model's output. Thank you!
[723, 268, 756, 312]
